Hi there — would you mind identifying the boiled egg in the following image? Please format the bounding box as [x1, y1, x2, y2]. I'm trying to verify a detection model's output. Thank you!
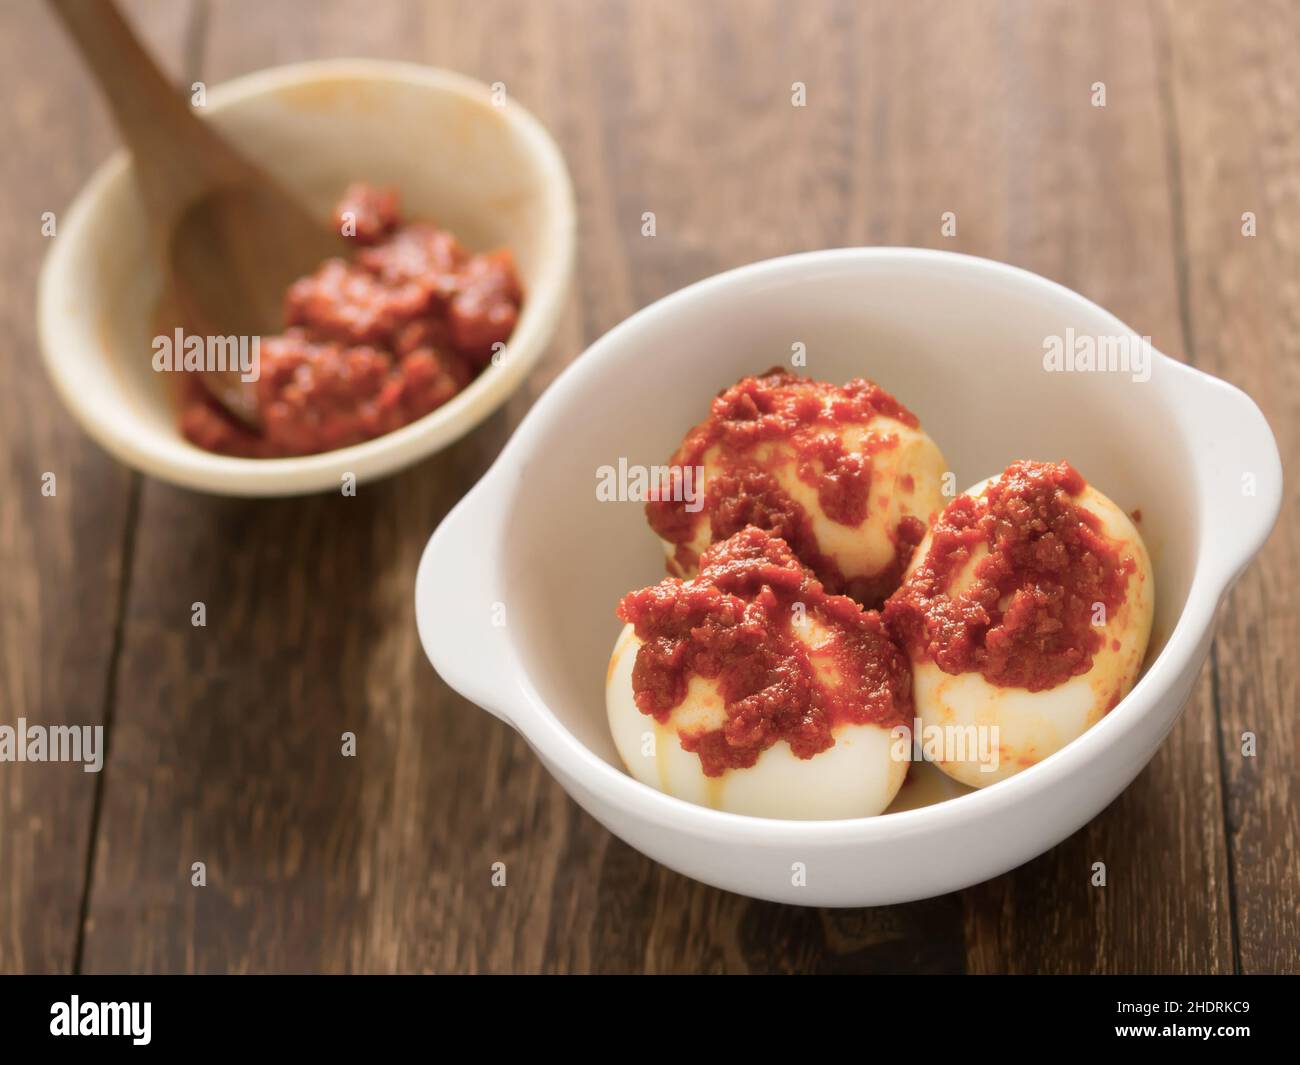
[608, 526, 912, 819]
[646, 369, 947, 605]
[884, 461, 1154, 788]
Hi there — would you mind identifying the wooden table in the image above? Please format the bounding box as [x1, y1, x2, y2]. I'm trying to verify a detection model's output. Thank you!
[1, 0, 1295, 974]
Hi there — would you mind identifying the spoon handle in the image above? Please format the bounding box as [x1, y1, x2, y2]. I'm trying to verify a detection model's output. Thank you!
[47, 0, 253, 221]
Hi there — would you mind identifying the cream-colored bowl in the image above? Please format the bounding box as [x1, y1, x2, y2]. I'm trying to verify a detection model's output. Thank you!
[416, 249, 1282, 907]
[38, 59, 575, 496]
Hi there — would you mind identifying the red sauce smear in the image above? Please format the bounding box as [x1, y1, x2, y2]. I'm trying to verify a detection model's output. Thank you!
[616, 526, 912, 776]
[646, 368, 926, 606]
[179, 182, 523, 457]
[883, 460, 1135, 691]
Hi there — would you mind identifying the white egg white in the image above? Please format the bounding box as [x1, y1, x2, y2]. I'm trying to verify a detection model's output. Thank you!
[903, 476, 1155, 788]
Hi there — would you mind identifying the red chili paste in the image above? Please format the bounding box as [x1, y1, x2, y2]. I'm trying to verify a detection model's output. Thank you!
[179, 183, 523, 457]
[616, 526, 913, 776]
[645, 368, 925, 606]
[883, 460, 1135, 691]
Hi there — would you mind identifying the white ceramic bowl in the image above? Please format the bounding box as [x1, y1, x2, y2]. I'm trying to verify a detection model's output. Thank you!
[38, 59, 574, 496]
[416, 249, 1281, 907]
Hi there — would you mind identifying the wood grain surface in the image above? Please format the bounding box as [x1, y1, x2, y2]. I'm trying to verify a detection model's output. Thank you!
[0, 0, 191, 976]
[0, 0, 1294, 974]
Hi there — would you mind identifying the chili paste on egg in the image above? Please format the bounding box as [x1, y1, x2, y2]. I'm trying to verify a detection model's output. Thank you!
[616, 526, 913, 777]
[645, 368, 927, 605]
[179, 182, 523, 457]
[883, 460, 1135, 691]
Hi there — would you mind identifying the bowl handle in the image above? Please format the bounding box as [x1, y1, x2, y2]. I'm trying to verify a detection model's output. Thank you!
[415, 475, 516, 726]
[1165, 358, 1283, 596]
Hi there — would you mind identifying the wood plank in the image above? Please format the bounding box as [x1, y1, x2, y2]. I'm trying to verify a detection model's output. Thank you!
[0, 0, 194, 975]
[1159, 0, 1300, 975]
[79, 0, 1241, 973]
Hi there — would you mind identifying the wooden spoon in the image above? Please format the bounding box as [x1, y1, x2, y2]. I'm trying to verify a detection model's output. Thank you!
[48, 0, 348, 426]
